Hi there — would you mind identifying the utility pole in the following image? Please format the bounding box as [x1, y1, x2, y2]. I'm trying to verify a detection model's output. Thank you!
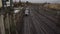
[10, 0, 13, 7]
[10, 0, 13, 11]
[19, 0, 21, 6]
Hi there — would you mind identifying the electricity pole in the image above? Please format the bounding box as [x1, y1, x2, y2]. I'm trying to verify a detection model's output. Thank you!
[10, 0, 13, 11]
[10, 0, 13, 7]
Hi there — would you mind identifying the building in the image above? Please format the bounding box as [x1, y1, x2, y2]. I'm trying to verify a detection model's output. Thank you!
[6, 0, 10, 6]
[0, 0, 2, 8]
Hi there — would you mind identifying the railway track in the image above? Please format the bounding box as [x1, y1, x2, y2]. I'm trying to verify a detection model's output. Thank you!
[33, 7, 57, 24]
[19, 6, 60, 34]
[31, 10, 56, 33]
[33, 6, 57, 18]
[34, 12, 59, 33]
[31, 8, 60, 34]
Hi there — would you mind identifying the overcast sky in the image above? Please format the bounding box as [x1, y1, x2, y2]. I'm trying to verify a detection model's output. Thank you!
[21, 0, 60, 3]
[13, 0, 60, 3]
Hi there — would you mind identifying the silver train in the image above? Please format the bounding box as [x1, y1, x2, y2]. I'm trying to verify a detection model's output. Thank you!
[25, 7, 30, 16]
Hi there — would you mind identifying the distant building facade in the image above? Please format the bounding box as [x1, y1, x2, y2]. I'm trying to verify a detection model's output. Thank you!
[0, 0, 2, 8]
